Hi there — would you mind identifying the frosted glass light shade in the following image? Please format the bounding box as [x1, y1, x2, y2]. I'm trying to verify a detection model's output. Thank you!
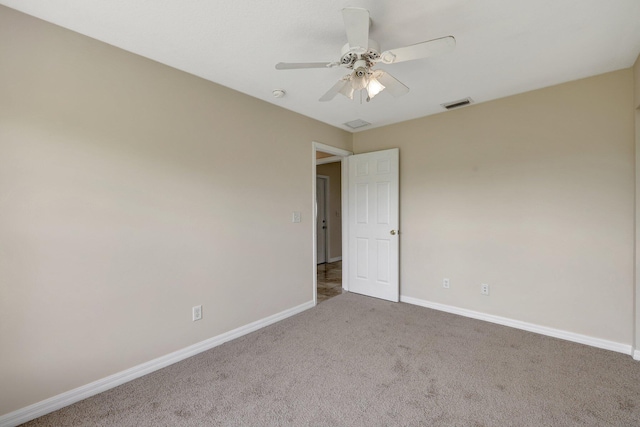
[366, 78, 385, 99]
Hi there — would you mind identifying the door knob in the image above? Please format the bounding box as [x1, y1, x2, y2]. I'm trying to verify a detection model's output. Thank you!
[390, 230, 397, 235]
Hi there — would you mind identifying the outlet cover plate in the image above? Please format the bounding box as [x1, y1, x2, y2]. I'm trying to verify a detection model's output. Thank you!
[192, 305, 202, 321]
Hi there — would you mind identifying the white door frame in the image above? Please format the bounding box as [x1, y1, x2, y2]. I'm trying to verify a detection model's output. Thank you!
[313, 142, 352, 306]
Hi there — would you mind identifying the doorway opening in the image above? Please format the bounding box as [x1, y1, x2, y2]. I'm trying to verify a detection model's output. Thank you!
[313, 143, 400, 304]
[313, 142, 352, 305]
[317, 260, 342, 303]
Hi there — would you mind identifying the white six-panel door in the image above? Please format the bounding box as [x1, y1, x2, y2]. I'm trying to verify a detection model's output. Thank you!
[348, 149, 399, 302]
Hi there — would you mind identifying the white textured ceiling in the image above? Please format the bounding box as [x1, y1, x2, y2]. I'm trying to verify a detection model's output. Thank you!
[2, 0, 640, 132]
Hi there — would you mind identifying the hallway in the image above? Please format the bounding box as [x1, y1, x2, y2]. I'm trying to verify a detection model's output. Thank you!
[317, 261, 342, 303]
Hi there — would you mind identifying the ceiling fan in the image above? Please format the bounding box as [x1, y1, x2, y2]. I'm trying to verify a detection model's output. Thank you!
[275, 7, 455, 102]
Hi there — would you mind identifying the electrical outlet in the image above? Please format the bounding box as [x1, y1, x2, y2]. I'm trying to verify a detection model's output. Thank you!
[443, 278, 450, 289]
[192, 305, 202, 321]
[292, 212, 301, 223]
[480, 284, 490, 296]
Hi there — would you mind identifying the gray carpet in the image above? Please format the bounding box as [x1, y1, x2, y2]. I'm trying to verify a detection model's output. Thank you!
[24, 293, 640, 426]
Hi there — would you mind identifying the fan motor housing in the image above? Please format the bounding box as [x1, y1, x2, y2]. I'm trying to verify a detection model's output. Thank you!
[340, 39, 380, 68]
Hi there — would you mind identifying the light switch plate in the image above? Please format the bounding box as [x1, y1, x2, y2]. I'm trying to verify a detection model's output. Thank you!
[292, 212, 301, 223]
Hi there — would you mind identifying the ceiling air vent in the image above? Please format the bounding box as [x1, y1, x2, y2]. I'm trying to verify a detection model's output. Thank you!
[344, 119, 371, 129]
[441, 97, 474, 110]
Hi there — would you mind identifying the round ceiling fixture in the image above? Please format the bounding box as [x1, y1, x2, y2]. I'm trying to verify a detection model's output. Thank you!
[272, 89, 286, 98]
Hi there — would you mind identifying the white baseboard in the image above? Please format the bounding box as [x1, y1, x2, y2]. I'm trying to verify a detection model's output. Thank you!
[634, 349, 640, 361]
[0, 300, 315, 427]
[400, 295, 633, 356]
[328, 256, 342, 263]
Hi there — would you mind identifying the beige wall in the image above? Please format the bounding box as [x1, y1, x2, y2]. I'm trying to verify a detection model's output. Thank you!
[354, 69, 635, 345]
[316, 151, 335, 159]
[316, 162, 342, 260]
[0, 7, 351, 415]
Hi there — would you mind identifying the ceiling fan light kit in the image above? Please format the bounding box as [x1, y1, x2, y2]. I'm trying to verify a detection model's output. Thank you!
[275, 7, 455, 103]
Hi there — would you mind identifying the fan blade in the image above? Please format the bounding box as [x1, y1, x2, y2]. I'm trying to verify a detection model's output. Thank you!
[380, 36, 455, 64]
[276, 62, 334, 70]
[319, 79, 350, 102]
[342, 7, 369, 52]
[376, 71, 409, 98]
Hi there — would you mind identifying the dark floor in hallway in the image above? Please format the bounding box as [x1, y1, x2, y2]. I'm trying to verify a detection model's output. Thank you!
[317, 261, 342, 303]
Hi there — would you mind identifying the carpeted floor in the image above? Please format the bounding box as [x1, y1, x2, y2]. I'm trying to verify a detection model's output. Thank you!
[23, 293, 640, 426]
